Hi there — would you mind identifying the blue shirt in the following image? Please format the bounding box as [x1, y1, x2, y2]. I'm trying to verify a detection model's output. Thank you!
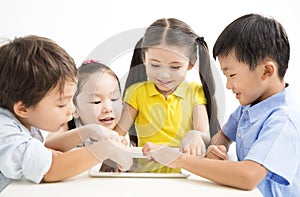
[222, 86, 300, 197]
[0, 108, 52, 191]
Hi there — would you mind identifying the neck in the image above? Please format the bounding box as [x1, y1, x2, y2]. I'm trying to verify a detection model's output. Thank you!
[155, 86, 176, 99]
[272, 79, 286, 94]
[252, 79, 285, 106]
[160, 89, 175, 99]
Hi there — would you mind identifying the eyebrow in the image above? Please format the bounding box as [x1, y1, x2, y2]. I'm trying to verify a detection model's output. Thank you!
[87, 90, 120, 98]
[57, 94, 73, 101]
[221, 67, 229, 71]
[87, 93, 101, 97]
[148, 58, 184, 65]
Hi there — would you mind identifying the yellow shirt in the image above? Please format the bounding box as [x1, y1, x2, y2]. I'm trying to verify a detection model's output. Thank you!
[125, 81, 206, 146]
[124, 81, 207, 173]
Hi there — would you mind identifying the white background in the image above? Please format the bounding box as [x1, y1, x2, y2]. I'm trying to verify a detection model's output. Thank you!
[0, 0, 299, 124]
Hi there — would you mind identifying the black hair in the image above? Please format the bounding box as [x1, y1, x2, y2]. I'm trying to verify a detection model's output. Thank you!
[73, 61, 120, 106]
[213, 13, 290, 79]
[125, 18, 220, 145]
[0, 35, 77, 113]
[68, 61, 120, 129]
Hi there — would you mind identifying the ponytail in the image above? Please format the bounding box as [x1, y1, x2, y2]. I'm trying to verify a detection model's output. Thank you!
[124, 38, 147, 95]
[125, 34, 220, 144]
[196, 37, 220, 137]
[123, 38, 147, 146]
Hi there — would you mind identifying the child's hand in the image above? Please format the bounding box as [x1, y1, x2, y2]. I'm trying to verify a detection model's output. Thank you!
[142, 142, 182, 168]
[205, 145, 228, 160]
[77, 124, 120, 143]
[118, 135, 128, 146]
[180, 130, 206, 157]
[86, 139, 133, 171]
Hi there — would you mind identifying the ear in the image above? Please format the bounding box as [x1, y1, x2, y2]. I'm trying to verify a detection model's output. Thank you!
[73, 107, 80, 118]
[187, 62, 194, 70]
[141, 52, 146, 65]
[262, 61, 276, 80]
[13, 101, 29, 118]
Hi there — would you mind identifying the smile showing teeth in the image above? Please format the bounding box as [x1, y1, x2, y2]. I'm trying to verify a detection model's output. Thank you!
[99, 118, 115, 126]
[100, 117, 114, 121]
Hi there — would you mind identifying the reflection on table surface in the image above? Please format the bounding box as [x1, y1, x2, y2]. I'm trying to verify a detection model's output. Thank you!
[1, 168, 262, 197]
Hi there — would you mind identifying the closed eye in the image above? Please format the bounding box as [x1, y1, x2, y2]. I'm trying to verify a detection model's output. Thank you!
[150, 64, 160, 68]
[111, 98, 120, 102]
[171, 66, 181, 70]
[90, 101, 101, 104]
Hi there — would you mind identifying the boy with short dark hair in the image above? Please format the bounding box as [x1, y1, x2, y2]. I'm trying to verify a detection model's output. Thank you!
[143, 14, 300, 196]
[0, 35, 132, 192]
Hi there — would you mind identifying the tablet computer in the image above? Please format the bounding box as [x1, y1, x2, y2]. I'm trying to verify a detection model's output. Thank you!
[89, 147, 190, 178]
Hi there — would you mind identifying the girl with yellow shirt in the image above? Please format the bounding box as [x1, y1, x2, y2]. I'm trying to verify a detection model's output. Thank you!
[114, 18, 220, 173]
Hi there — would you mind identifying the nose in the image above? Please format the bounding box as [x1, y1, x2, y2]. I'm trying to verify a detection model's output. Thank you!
[158, 66, 171, 79]
[226, 78, 233, 90]
[102, 100, 113, 113]
[66, 102, 74, 120]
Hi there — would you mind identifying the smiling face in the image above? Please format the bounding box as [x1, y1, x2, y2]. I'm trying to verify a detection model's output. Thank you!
[219, 52, 270, 106]
[74, 72, 122, 129]
[21, 81, 76, 132]
[144, 46, 193, 97]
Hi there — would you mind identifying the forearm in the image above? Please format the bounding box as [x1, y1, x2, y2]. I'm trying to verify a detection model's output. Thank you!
[113, 124, 127, 136]
[178, 155, 267, 190]
[114, 103, 137, 136]
[192, 105, 210, 146]
[45, 129, 82, 152]
[43, 147, 98, 182]
[200, 131, 210, 147]
[209, 130, 232, 151]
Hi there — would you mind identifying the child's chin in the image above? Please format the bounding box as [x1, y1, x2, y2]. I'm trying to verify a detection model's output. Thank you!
[100, 123, 115, 130]
[239, 100, 250, 106]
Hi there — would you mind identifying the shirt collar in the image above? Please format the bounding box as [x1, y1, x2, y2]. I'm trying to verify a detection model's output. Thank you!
[0, 108, 42, 140]
[245, 84, 291, 123]
[0, 107, 28, 131]
[147, 81, 190, 99]
[0, 107, 19, 122]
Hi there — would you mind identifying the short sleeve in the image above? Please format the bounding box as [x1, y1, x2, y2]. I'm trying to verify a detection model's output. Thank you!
[124, 83, 142, 110]
[222, 106, 243, 141]
[0, 123, 52, 184]
[190, 82, 206, 107]
[22, 139, 52, 183]
[245, 114, 299, 185]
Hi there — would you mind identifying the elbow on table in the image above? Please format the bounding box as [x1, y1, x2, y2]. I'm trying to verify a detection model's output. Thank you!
[237, 171, 261, 191]
[42, 172, 61, 183]
[239, 184, 257, 191]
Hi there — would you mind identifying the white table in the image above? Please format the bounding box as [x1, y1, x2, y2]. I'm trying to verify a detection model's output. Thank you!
[1, 169, 262, 197]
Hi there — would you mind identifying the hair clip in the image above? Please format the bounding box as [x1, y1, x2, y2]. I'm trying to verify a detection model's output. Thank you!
[82, 59, 100, 64]
[195, 36, 207, 47]
[196, 36, 205, 44]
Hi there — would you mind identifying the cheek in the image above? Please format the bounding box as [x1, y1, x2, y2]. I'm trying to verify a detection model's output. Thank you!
[36, 109, 64, 131]
[112, 101, 122, 120]
[146, 66, 157, 76]
[177, 69, 188, 77]
[77, 105, 98, 122]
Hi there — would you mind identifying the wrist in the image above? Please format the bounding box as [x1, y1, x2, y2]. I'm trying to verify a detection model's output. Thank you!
[173, 153, 187, 168]
[76, 127, 85, 142]
[114, 125, 127, 136]
[194, 130, 210, 147]
[77, 125, 92, 142]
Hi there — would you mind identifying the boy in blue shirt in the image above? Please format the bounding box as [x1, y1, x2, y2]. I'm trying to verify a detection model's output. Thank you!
[142, 13, 300, 196]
